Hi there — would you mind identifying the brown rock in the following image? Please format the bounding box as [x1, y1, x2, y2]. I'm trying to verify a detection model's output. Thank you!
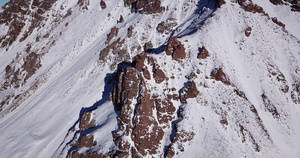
[133, 52, 147, 72]
[156, 18, 177, 34]
[125, 0, 164, 14]
[131, 93, 164, 156]
[153, 95, 176, 125]
[111, 66, 165, 156]
[269, 0, 283, 5]
[147, 56, 155, 66]
[211, 68, 231, 85]
[100, 0, 106, 9]
[153, 68, 166, 84]
[0, 0, 56, 47]
[179, 81, 199, 103]
[99, 38, 129, 70]
[112, 67, 142, 110]
[292, 4, 300, 12]
[218, 0, 226, 7]
[79, 134, 96, 148]
[77, 0, 90, 10]
[186, 81, 199, 98]
[272, 17, 285, 29]
[245, 27, 252, 37]
[68, 150, 106, 158]
[185, 72, 197, 80]
[143, 68, 151, 80]
[237, 0, 265, 14]
[107, 27, 119, 44]
[220, 119, 228, 125]
[119, 15, 124, 23]
[79, 111, 95, 131]
[144, 41, 153, 52]
[156, 21, 165, 34]
[166, 36, 186, 61]
[262, 94, 280, 119]
[197, 46, 209, 59]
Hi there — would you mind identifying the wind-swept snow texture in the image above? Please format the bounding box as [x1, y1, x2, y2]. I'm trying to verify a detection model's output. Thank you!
[0, 0, 300, 158]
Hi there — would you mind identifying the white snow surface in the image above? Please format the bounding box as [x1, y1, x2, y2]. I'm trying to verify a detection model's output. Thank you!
[0, 0, 299, 157]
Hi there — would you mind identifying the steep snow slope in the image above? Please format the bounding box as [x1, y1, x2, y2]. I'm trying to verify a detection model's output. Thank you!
[252, 0, 300, 39]
[0, 0, 299, 158]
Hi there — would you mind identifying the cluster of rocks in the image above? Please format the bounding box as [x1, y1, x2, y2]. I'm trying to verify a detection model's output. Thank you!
[0, 0, 57, 47]
[237, 0, 265, 14]
[269, 0, 300, 12]
[156, 18, 178, 35]
[211, 68, 231, 85]
[124, 0, 164, 14]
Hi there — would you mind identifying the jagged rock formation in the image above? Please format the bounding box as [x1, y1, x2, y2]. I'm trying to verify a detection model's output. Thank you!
[0, 0, 300, 158]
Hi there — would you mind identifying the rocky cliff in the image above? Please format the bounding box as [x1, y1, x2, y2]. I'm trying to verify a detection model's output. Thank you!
[0, 0, 300, 158]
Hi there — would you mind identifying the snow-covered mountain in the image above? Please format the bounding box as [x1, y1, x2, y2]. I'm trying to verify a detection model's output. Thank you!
[0, 0, 300, 157]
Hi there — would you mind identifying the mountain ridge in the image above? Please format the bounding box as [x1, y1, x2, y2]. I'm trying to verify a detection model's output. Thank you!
[0, 0, 300, 157]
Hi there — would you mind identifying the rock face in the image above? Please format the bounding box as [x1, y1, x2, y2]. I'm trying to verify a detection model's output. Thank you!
[166, 36, 186, 61]
[197, 46, 209, 59]
[112, 66, 165, 157]
[112, 67, 142, 110]
[179, 81, 200, 103]
[1, 0, 300, 158]
[211, 68, 231, 85]
[133, 52, 147, 72]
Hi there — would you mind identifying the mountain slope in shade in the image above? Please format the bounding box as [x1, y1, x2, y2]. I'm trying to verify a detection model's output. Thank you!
[0, 0, 299, 157]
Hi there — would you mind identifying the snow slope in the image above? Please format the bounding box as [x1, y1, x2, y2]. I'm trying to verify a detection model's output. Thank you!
[0, 0, 299, 157]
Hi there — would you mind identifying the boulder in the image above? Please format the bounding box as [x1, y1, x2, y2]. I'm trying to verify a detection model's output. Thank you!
[245, 27, 252, 37]
[166, 36, 186, 61]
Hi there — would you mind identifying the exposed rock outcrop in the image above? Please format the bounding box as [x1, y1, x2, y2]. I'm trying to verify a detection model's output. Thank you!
[112, 66, 165, 157]
[107, 27, 119, 44]
[124, 0, 164, 14]
[153, 64, 166, 84]
[211, 68, 231, 85]
[156, 18, 178, 34]
[133, 52, 147, 72]
[271, 17, 285, 29]
[166, 36, 186, 61]
[291, 83, 300, 104]
[197, 46, 209, 59]
[237, 0, 265, 14]
[0, 0, 57, 47]
[179, 81, 199, 103]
